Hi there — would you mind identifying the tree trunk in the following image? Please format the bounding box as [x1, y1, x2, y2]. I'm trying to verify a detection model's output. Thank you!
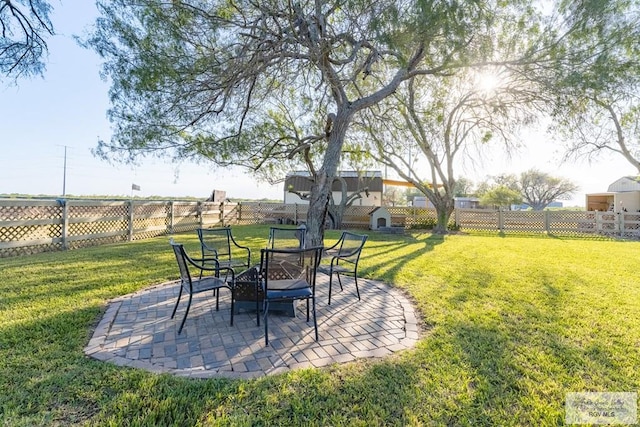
[306, 111, 352, 247]
[433, 197, 455, 234]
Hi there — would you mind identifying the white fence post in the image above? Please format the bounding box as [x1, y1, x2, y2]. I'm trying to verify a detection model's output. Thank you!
[498, 209, 504, 233]
[60, 199, 69, 250]
[544, 211, 551, 233]
[168, 201, 174, 234]
[128, 200, 134, 241]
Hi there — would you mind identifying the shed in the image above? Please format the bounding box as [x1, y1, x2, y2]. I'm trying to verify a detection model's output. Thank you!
[370, 207, 391, 230]
[585, 176, 640, 212]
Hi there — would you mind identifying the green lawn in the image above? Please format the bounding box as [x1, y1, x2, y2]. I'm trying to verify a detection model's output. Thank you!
[1, 225, 639, 426]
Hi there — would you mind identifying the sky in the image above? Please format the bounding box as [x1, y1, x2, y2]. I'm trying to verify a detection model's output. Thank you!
[0, 1, 635, 206]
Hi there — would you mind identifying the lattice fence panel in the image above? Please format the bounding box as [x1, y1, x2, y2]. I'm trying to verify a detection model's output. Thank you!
[238, 202, 263, 225]
[383, 207, 408, 228]
[221, 203, 241, 225]
[67, 203, 129, 249]
[503, 211, 545, 233]
[596, 212, 619, 236]
[240, 203, 300, 225]
[621, 212, 640, 238]
[173, 203, 200, 233]
[132, 203, 168, 240]
[342, 206, 374, 229]
[548, 211, 596, 236]
[457, 209, 499, 231]
[0, 202, 63, 257]
[394, 207, 438, 229]
[201, 202, 222, 227]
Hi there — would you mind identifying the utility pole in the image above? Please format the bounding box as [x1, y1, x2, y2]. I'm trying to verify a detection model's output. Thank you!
[62, 145, 67, 197]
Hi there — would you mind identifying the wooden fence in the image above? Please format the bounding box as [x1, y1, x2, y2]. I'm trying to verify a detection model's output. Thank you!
[1, 198, 638, 258]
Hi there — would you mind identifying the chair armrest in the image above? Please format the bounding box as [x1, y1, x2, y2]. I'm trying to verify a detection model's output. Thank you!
[229, 234, 251, 252]
[190, 255, 221, 269]
[324, 236, 343, 252]
[184, 253, 235, 279]
[229, 234, 252, 265]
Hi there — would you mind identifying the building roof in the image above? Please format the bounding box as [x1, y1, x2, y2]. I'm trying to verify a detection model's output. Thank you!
[285, 171, 383, 193]
[286, 170, 382, 178]
[607, 176, 640, 192]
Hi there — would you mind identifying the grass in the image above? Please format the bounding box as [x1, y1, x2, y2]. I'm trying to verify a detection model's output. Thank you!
[1, 225, 639, 425]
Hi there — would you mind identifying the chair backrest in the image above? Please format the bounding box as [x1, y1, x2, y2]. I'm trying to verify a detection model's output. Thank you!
[335, 232, 368, 264]
[268, 226, 307, 250]
[260, 246, 323, 291]
[197, 227, 232, 260]
[170, 242, 193, 289]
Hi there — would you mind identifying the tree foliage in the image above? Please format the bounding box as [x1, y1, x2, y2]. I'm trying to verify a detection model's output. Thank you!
[479, 185, 522, 210]
[85, 0, 608, 243]
[546, 0, 640, 171]
[87, 0, 527, 244]
[519, 169, 578, 210]
[0, 0, 54, 80]
[479, 169, 578, 210]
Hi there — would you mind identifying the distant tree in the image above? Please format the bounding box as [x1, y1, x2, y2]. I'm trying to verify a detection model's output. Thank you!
[480, 185, 522, 210]
[519, 169, 578, 210]
[383, 186, 406, 207]
[0, 0, 55, 80]
[479, 169, 578, 210]
[454, 178, 475, 197]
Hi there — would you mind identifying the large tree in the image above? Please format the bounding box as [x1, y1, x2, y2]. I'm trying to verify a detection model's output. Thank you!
[519, 169, 578, 210]
[87, 1, 599, 244]
[479, 169, 578, 210]
[0, 0, 54, 79]
[86, 0, 551, 245]
[354, 66, 543, 233]
[479, 185, 522, 210]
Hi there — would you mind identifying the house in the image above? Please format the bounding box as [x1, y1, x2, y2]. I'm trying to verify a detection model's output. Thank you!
[585, 176, 640, 212]
[283, 171, 383, 206]
[412, 196, 481, 209]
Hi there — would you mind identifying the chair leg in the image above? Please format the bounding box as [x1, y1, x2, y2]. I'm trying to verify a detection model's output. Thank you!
[215, 288, 220, 311]
[256, 281, 261, 327]
[328, 267, 334, 305]
[354, 273, 360, 301]
[312, 296, 318, 341]
[177, 293, 193, 334]
[337, 273, 344, 290]
[229, 287, 234, 327]
[264, 300, 270, 346]
[171, 286, 184, 319]
[306, 298, 310, 321]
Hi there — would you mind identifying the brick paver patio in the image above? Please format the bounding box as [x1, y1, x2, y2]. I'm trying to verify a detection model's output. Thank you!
[84, 274, 420, 379]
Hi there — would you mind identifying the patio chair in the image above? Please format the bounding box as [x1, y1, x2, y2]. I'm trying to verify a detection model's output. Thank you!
[170, 241, 235, 334]
[260, 245, 323, 346]
[196, 227, 251, 273]
[319, 231, 368, 305]
[267, 225, 307, 250]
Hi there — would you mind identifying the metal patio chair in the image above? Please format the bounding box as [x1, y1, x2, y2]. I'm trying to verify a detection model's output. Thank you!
[170, 241, 235, 334]
[319, 231, 368, 305]
[267, 225, 307, 250]
[260, 245, 323, 346]
[196, 227, 251, 273]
